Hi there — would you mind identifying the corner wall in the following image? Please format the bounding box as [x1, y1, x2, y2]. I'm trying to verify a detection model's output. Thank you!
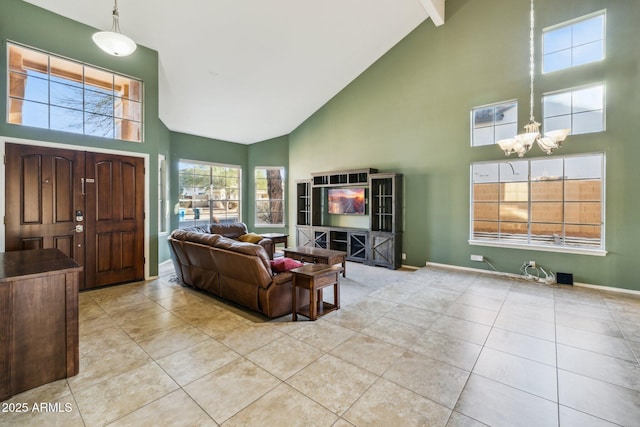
[288, 0, 640, 291]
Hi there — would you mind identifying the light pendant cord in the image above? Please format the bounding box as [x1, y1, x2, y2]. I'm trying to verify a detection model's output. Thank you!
[529, 0, 535, 123]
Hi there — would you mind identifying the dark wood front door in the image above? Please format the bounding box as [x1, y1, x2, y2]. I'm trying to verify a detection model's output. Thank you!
[5, 144, 85, 284]
[84, 152, 145, 288]
[4, 143, 145, 289]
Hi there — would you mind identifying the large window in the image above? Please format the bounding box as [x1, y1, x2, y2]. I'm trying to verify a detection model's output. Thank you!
[178, 161, 241, 228]
[255, 167, 285, 226]
[471, 100, 518, 146]
[543, 84, 605, 135]
[7, 43, 143, 142]
[471, 154, 604, 253]
[543, 11, 605, 74]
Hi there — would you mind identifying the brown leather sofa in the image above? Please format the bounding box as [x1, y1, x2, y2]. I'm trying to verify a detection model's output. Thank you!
[168, 227, 301, 318]
[186, 222, 274, 259]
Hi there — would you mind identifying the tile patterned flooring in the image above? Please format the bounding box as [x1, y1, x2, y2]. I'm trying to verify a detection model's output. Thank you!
[2, 262, 640, 426]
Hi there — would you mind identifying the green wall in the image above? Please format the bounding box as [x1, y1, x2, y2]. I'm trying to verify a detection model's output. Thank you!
[1, 0, 168, 276]
[4, 0, 639, 291]
[289, 0, 640, 291]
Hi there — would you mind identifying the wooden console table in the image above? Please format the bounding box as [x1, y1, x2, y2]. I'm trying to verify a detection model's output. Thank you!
[0, 249, 81, 401]
[283, 246, 347, 277]
[291, 264, 342, 321]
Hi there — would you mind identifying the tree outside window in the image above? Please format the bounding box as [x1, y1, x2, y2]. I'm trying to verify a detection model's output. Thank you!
[255, 167, 285, 226]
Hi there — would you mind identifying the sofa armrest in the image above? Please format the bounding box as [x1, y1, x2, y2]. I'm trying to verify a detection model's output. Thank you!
[258, 238, 275, 260]
[272, 271, 293, 284]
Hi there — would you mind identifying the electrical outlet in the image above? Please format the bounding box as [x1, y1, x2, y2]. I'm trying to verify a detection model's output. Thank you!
[529, 260, 536, 268]
[402, 253, 406, 260]
[470, 254, 484, 262]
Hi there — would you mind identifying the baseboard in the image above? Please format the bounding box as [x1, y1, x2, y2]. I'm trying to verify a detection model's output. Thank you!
[424, 262, 640, 296]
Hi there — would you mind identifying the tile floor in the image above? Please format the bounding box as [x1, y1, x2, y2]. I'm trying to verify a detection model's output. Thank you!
[2, 262, 640, 426]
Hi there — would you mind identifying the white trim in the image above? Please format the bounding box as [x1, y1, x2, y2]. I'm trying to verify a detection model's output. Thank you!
[1, 135, 150, 280]
[469, 239, 607, 257]
[542, 9, 606, 34]
[426, 262, 640, 296]
[572, 282, 640, 296]
[419, 0, 445, 27]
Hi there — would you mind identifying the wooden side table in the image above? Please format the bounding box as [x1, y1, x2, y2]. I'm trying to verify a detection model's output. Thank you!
[291, 264, 342, 321]
[260, 233, 289, 252]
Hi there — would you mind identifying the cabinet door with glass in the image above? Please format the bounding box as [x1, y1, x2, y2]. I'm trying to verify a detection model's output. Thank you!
[370, 173, 402, 233]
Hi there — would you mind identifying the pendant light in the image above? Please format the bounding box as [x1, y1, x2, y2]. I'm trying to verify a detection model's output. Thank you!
[92, 0, 137, 57]
[497, 0, 570, 157]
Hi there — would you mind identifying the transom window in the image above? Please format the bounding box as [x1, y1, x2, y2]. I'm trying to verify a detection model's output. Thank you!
[543, 84, 605, 135]
[178, 160, 241, 228]
[471, 154, 604, 253]
[543, 11, 606, 74]
[471, 100, 518, 146]
[255, 167, 285, 227]
[7, 42, 143, 142]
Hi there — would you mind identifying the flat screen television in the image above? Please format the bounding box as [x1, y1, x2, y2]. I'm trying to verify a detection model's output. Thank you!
[327, 187, 366, 215]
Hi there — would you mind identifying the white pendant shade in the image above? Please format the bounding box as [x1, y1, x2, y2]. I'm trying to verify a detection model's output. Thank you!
[92, 31, 137, 56]
[537, 128, 571, 154]
[92, 0, 136, 57]
[497, 131, 539, 158]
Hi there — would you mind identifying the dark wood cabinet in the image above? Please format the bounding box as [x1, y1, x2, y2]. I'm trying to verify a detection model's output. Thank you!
[295, 168, 403, 269]
[0, 249, 81, 401]
[368, 232, 403, 269]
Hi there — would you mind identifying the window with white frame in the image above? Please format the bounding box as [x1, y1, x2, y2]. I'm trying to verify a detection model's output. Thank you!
[178, 160, 241, 228]
[7, 43, 143, 142]
[543, 11, 605, 74]
[471, 101, 518, 146]
[543, 84, 605, 135]
[255, 167, 285, 226]
[158, 155, 168, 233]
[471, 154, 604, 252]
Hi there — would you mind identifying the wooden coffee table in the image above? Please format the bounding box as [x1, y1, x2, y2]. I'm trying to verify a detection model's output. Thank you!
[291, 264, 342, 321]
[283, 246, 347, 277]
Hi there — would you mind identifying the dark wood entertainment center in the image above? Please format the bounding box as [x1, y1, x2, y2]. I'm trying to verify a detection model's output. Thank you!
[295, 168, 403, 269]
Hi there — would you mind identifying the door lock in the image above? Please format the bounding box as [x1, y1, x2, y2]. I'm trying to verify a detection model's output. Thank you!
[74, 225, 84, 233]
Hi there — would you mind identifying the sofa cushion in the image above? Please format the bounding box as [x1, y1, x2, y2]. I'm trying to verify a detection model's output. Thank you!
[214, 236, 271, 273]
[270, 257, 304, 273]
[238, 233, 263, 244]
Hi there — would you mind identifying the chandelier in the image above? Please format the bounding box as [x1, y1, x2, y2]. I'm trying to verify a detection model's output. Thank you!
[497, 0, 570, 157]
[92, 0, 137, 57]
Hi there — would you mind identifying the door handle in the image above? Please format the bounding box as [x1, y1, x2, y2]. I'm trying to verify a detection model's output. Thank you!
[81, 178, 85, 195]
[73, 225, 84, 233]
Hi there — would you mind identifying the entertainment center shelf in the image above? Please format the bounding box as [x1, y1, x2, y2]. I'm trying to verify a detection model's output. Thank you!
[311, 168, 374, 187]
[296, 168, 402, 269]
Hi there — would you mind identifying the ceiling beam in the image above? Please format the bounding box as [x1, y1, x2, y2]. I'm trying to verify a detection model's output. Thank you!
[420, 0, 445, 26]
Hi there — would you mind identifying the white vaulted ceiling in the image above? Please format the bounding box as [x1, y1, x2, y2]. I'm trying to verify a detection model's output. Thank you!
[24, 0, 445, 144]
